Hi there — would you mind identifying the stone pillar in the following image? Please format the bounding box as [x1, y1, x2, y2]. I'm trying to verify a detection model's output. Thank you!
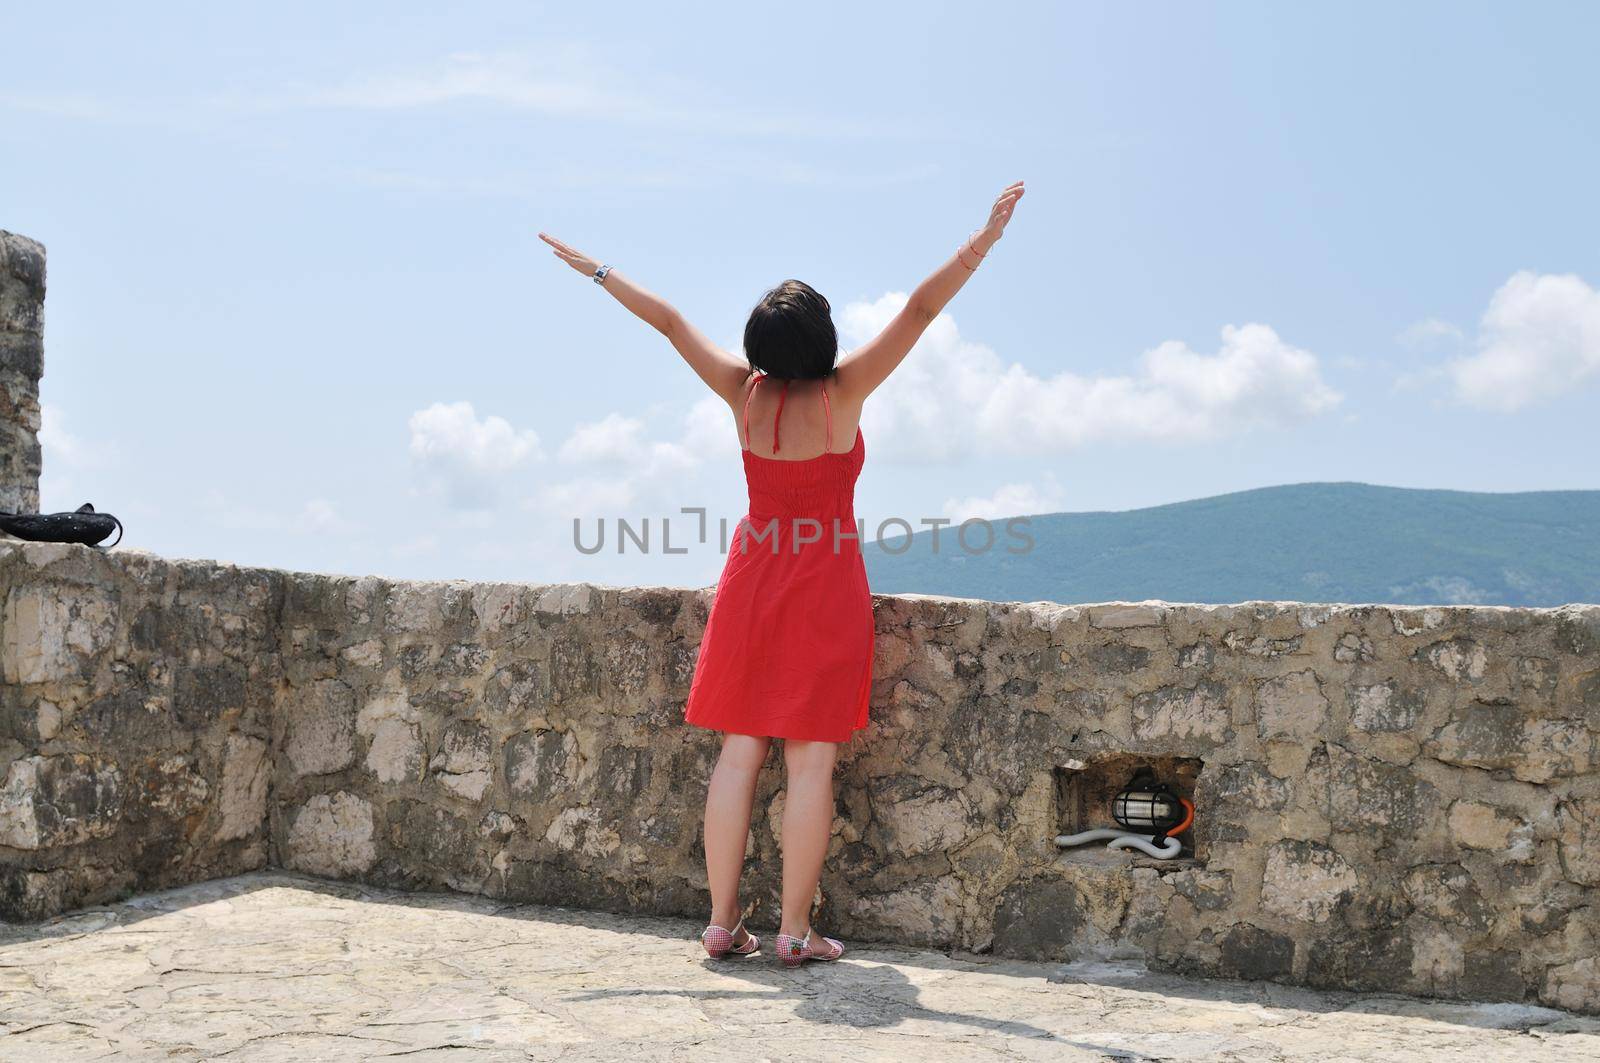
[0, 231, 45, 514]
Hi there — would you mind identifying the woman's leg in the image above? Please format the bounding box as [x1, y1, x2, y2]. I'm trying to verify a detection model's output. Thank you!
[704, 732, 771, 936]
[779, 738, 839, 938]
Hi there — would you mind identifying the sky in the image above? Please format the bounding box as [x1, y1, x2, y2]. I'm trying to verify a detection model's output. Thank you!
[3, 2, 1598, 589]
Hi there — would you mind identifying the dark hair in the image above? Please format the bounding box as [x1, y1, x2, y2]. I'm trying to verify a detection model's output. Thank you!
[742, 279, 837, 379]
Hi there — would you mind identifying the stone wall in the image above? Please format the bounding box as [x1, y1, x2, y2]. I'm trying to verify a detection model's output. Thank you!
[1, 541, 1597, 1013]
[0, 544, 278, 918]
[0, 232, 45, 515]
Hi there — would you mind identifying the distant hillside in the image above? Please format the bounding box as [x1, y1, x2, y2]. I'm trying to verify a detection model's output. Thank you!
[865, 482, 1600, 607]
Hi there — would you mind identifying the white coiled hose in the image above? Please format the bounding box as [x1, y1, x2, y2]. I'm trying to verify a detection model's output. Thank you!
[1054, 827, 1183, 860]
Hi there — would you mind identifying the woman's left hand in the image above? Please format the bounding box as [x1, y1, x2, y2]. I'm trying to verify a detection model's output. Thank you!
[973, 180, 1025, 253]
[538, 232, 601, 277]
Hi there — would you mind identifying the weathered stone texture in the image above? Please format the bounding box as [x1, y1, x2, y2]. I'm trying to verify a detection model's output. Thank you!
[6, 873, 1597, 1061]
[0, 231, 44, 516]
[1, 544, 278, 918]
[2, 541, 1597, 1016]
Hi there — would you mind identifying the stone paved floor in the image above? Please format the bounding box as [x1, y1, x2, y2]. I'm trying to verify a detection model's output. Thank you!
[1, 873, 1596, 1061]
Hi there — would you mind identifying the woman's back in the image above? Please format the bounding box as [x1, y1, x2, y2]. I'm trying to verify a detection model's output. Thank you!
[737, 374, 862, 461]
[736, 372, 866, 531]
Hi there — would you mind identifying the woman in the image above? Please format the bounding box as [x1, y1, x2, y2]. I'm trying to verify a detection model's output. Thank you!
[538, 180, 1025, 967]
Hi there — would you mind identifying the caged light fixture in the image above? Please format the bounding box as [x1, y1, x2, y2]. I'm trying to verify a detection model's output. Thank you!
[1056, 766, 1195, 860]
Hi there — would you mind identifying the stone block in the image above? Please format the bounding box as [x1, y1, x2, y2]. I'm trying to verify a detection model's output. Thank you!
[145, 755, 211, 817]
[0, 330, 43, 378]
[483, 660, 547, 721]
[1328, 748, 1434, 833]
[1255, 669, 1329, 740]
[1168, 868, 1235, 911]
[1, 586, 117, 684]
[1218, 924, 1295, 980]
[0, 865, 134, 923]
[284, 679, 356, 777]
[215, 734, 270, 842]
[1417, 637, 1488, 681]
[285, 791, 377, 876]
[1088, 603, 1167, 629]
[1429, 703, 1592, 783]
[1305, 925, 1413, 992]
[549, 635, 601, 701]
[357, 692, 422, 784]
[388, 583, 446, 631]
[1461, 949, 1527, 1001]
[505, 728, 578, 799]
[1347, 680, 1423, 732]
[1402, 864, 1492, 933]
[0, 230, 46, 333]
[1544, 957, 1600, 1013]
[846, 878, 965, 947]
[1447, 801, 1525, 854]
[534, 583, 597, 616]
[991, 876, 1084, 960]
[868, 779, 972, 858]
[543, 805, 620, 860]
[0, 754, 122, 849]
[1131, 681, 1230, 744]
[1556, 798, 1600, 886]
[431, 720, 492, 801]
[1261, 840, 1357, 923]
[389, 800, 486, 887]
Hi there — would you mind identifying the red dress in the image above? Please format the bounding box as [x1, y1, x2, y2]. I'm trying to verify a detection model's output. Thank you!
[685, 375, 874, 742]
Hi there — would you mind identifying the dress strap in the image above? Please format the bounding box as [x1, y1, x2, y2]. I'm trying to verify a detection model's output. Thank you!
[741, 373, 762, 451]
[821, 382, 833, 452]
[772, 380, 790, 453]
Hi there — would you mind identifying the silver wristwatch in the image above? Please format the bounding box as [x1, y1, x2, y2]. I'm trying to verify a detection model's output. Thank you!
[593, 264, 612, 285]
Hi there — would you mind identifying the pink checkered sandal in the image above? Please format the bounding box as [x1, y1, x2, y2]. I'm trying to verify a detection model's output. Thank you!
[774, 928, 844, 968]
[699, 919, 760, 959]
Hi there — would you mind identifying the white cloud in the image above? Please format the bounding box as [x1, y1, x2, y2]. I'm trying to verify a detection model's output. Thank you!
[1446, 271, 1600, 411]
[0, 92, 123, 121]
[342, 160, 938, 198]
[302, 50, 903, 141]
[1398, 317, 1465, 351]
[2, 50, 933, 196]
[554, 409, 705, 477]
[38, 403, 111, 469]
[311, 50, 634, 116]
[943, 478, 1066, 522]
[530, 477, 639, 519]
[408, 401, 542, 509]
[38, 403, 80, 465]
[199, 492, 357, 537]
[37, 403, 120, 508]
[679, 395, 740, 462]
[558, 413, 647, 464]
[839, 293, 1340, 461]
[532, 398, 736, 522]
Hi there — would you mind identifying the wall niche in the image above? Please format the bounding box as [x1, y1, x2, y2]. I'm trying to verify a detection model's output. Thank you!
[1053, 751, 1205, 864]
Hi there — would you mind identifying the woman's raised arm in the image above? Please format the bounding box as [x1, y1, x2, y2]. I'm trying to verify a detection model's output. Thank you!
[834, 181, 1024, 402]
[538, 232, 750, 405]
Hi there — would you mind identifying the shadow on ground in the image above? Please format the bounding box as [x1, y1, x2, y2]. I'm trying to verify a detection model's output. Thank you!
[7, 870, 1573, 1031]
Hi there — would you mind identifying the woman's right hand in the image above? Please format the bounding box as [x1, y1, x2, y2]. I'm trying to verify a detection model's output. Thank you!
[538, 232, 602, 278]
[974, 180, 1025, 252]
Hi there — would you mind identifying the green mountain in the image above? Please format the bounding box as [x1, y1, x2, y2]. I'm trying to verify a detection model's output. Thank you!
[864, 482, 1600, 607]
